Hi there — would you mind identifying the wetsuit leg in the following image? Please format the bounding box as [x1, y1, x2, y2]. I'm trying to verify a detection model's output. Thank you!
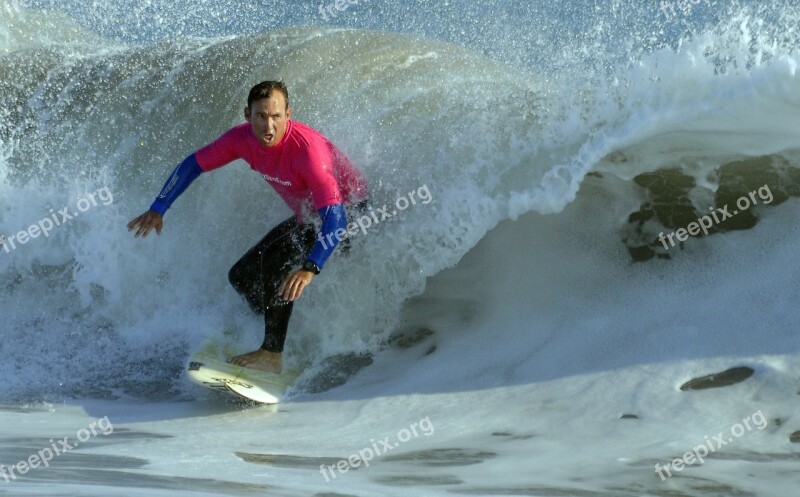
[227, 217, 296, 314]
[228, 217, 315, 353]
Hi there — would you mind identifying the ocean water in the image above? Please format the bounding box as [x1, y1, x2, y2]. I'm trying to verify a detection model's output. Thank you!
[1, 0, 800, 495]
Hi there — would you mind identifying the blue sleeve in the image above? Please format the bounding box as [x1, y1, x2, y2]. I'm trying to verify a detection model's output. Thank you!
[307, 203, 348, 270]
[149, 154, 204, 216]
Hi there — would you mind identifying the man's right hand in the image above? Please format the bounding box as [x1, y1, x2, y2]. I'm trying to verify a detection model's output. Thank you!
[127, 210, 163, 238]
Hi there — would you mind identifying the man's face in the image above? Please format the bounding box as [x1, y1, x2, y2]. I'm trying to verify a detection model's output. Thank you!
[244, 91, 292, 148]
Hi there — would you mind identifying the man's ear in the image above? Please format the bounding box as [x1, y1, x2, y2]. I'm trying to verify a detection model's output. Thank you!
[286, 106, 292, 120]
[244, 106, 251, 122]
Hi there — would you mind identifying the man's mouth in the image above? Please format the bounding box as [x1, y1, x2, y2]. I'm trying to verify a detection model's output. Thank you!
[264, 134, 274, 142]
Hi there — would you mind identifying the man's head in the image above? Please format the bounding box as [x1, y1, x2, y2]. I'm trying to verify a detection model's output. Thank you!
[244, 81, 292, 148]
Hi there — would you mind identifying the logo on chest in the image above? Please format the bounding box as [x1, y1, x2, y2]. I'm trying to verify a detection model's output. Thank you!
[261, 173, 293, 187]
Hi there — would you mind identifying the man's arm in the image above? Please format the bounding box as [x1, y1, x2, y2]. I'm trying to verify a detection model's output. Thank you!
[277, 203, 348, 301]
[307, 203, 348, 270]
[127, 154, 203, 237]
[149, 154, 204, 216]
[128, 125, 244, 238]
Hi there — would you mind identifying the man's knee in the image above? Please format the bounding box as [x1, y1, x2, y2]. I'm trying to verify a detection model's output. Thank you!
[228, 261, 249, 290]
[228, 265, 239, 288]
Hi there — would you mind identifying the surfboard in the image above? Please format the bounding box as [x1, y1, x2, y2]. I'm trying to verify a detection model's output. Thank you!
[186, 336, 300, 404]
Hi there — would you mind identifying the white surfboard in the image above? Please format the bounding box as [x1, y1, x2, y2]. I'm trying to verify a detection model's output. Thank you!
[186, 337, 300, 404]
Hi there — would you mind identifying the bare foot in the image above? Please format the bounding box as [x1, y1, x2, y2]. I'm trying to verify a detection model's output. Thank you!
[228, 349, 282, 373]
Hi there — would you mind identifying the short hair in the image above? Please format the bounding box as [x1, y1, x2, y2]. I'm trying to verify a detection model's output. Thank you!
[247, 81, 289, 109]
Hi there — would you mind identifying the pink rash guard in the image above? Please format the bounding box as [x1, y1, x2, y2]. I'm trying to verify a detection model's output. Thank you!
[194, 120, 367, 221]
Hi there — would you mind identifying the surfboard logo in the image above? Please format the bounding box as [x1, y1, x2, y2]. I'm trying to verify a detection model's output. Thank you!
[208, 377, 253, 389]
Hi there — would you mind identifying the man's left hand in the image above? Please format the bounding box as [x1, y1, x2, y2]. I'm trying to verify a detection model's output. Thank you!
[278, 269, 314, 301]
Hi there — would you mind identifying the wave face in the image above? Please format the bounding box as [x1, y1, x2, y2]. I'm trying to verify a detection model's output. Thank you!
[1, 0, 799, 401]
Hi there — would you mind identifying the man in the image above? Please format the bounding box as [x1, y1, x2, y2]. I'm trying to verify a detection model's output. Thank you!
[127, 81, 367, 374]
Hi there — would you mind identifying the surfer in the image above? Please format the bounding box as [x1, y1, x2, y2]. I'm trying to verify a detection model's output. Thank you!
[127, 81, 367, 374]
